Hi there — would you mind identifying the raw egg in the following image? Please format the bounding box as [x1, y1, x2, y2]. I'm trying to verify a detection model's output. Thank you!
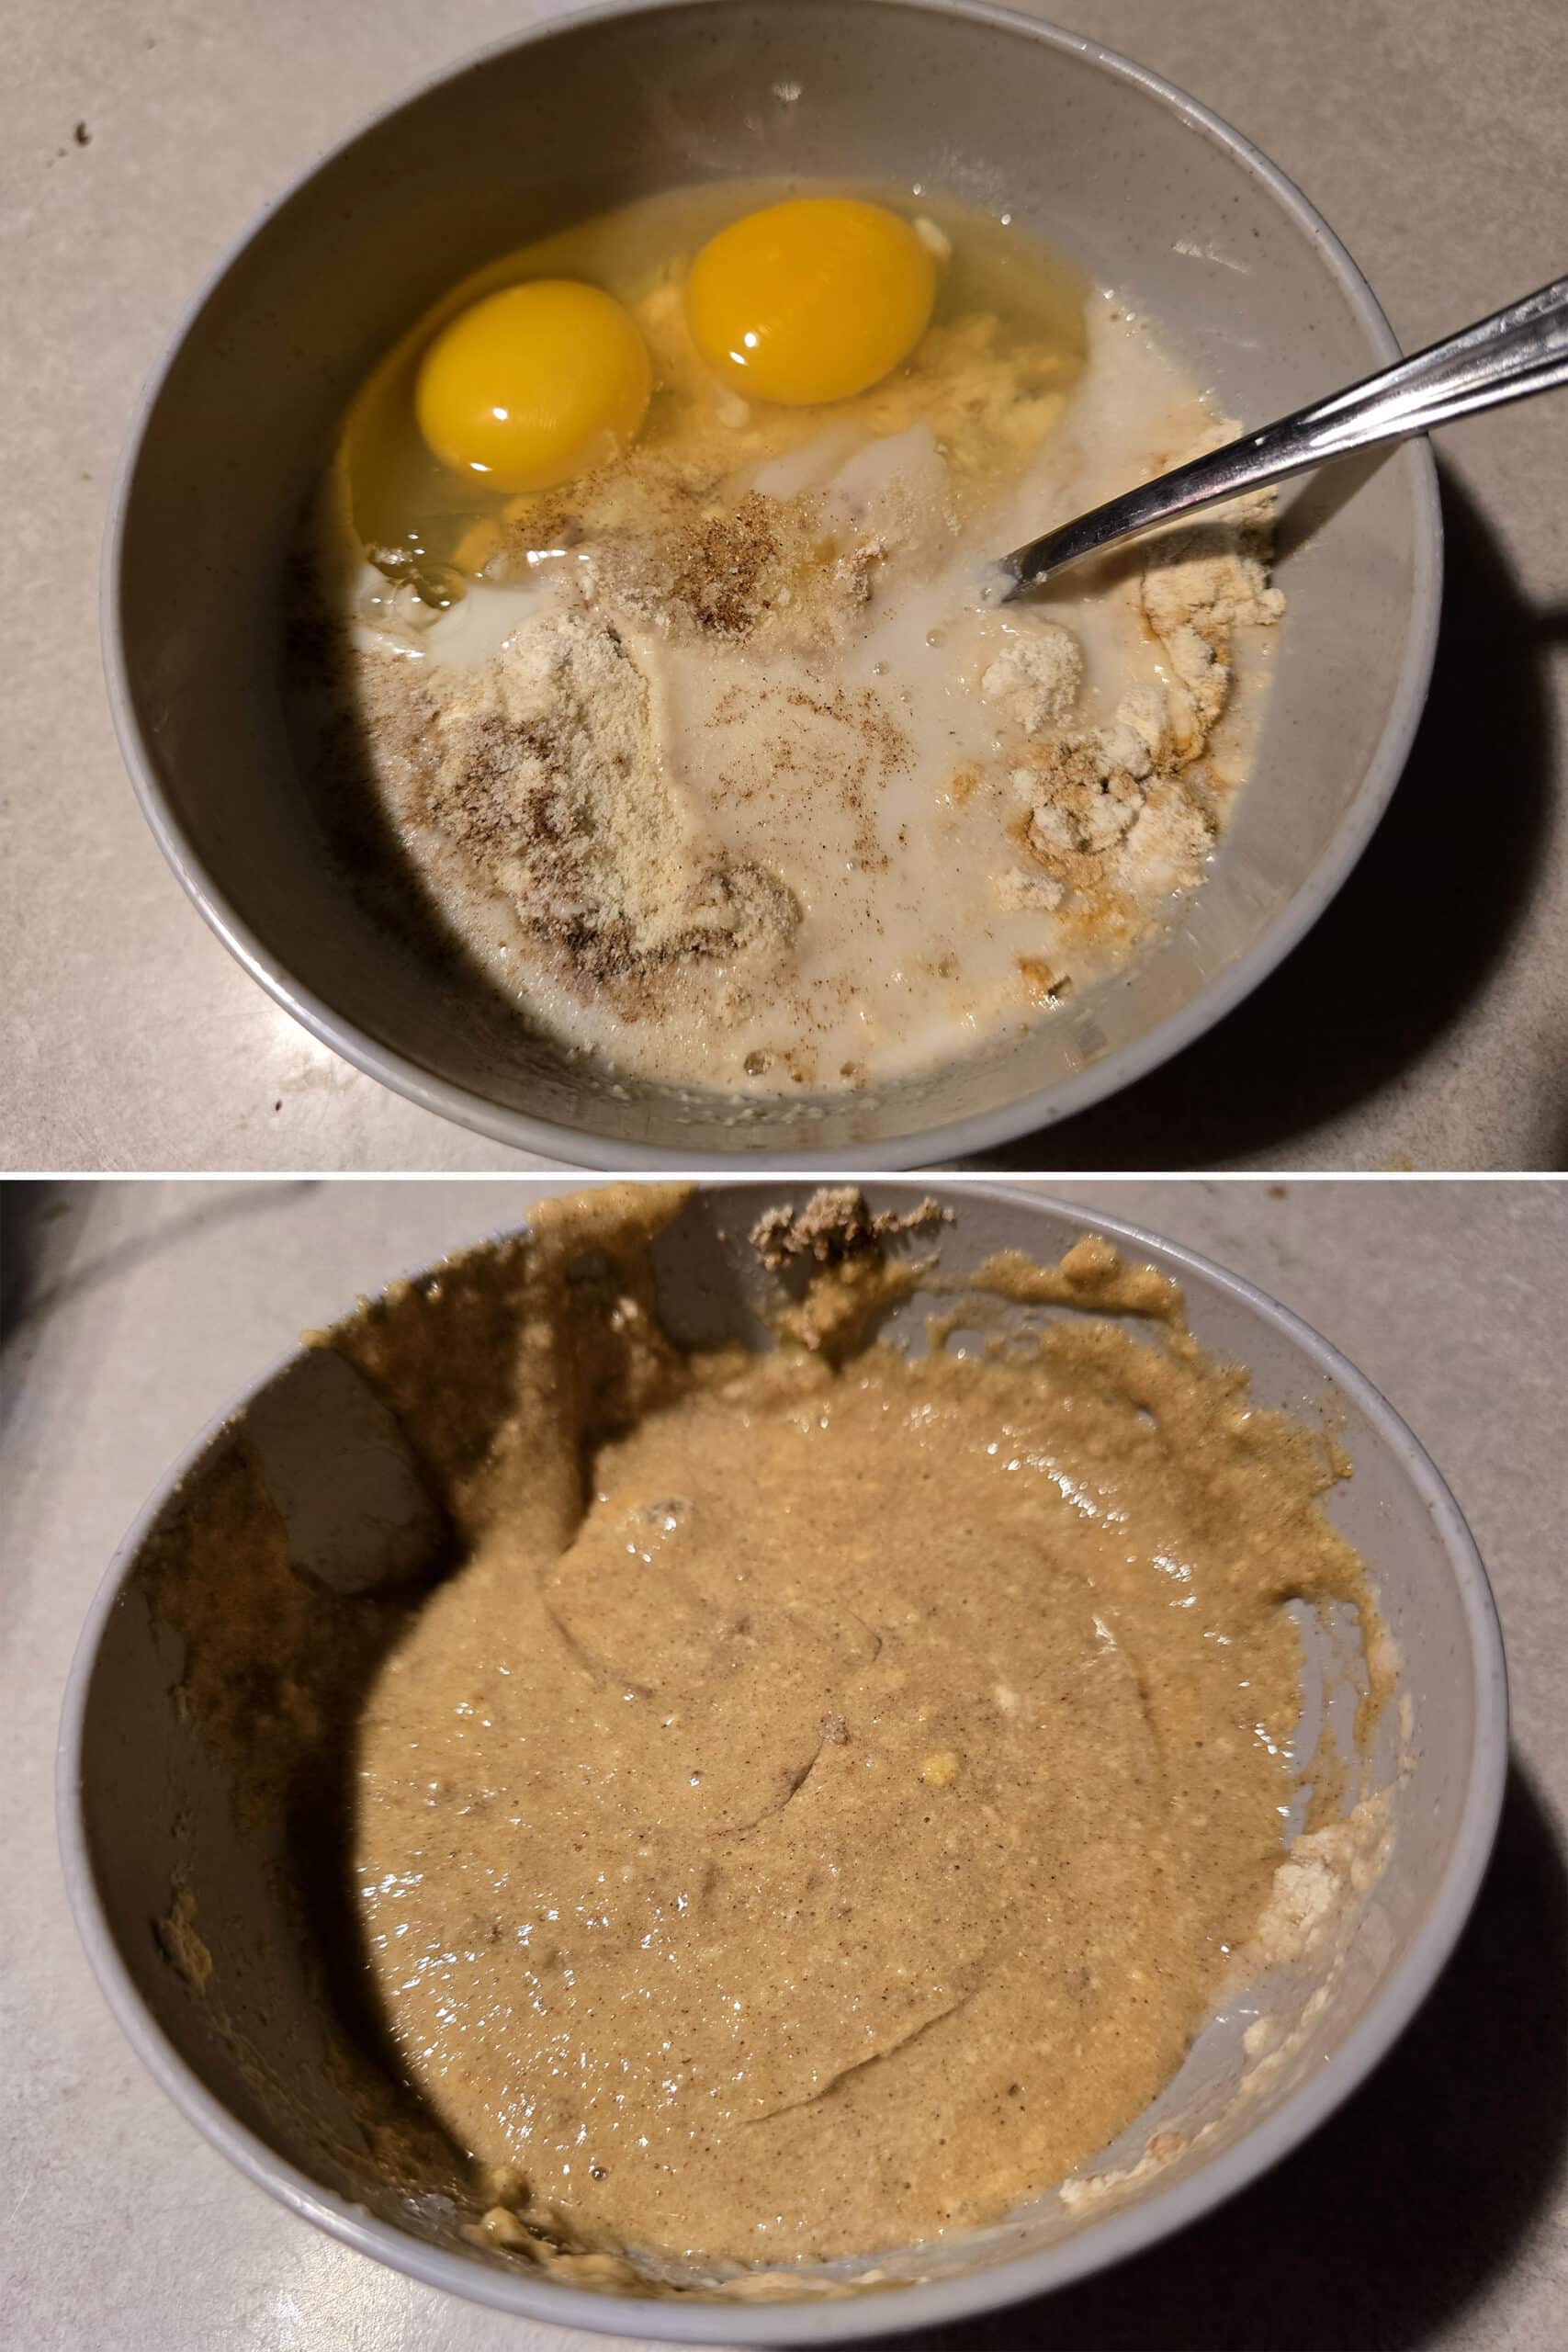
[414, 279, 652, 492]
[685, 197, 937, 405]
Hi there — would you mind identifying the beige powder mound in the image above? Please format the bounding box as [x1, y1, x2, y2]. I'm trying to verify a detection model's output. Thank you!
[505, 468, 877, 653]
[1138, 499, 1287, 751]
[987, 465, 1284, 939]
[353, 607, 800, 1018]
[981, 620, 1084, 735]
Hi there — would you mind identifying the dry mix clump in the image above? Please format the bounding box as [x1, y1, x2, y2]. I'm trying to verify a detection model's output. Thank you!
[750, 1188, 949, 1272]
[983, 471, 1283, 963]
[353, 604, 805, 1015]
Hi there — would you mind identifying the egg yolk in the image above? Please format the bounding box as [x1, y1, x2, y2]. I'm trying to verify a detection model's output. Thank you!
[684, 197, 937, 405]
[414, 279, 652, 493]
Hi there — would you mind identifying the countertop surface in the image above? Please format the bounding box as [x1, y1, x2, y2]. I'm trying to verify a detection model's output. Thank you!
[3, 0, 1566, 1175]
[3, 1174, 1564, 2350]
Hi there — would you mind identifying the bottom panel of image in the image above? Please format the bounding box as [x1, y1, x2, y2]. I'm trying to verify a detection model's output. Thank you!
[6, 1177, 1561, 2352]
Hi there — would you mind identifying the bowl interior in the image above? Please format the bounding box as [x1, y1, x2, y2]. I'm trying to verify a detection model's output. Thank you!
[68, 1183, 1497, 2337]
[112, 0, 1435, 1164]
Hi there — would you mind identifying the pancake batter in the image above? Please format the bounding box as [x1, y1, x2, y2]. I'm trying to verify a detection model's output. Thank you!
[349, 1192, 1380, 2274]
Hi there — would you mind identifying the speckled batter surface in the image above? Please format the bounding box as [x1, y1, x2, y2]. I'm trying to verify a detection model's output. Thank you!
[351, 1195, 1379, 2271]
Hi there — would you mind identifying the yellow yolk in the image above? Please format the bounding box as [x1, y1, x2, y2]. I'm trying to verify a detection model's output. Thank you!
[414, 279, 652, 492]
[684, 197, 937, 405]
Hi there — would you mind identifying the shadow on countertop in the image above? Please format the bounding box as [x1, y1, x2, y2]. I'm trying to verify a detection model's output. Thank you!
[0, 1180, 321, 1445]
[856, 1758, 1565, 2352]
[0, 1178, 68, 1335]
[0, 1177, 319, 1344]
[969, 461, 1562, 1173]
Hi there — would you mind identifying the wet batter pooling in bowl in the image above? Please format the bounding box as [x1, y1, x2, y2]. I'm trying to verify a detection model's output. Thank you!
[297, 184, 1283, 1097]
[346, 1188, 1388, 2285]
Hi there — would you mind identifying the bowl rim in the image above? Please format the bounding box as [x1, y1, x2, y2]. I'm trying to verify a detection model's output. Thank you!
[57, 1178, 1508, 2341]
[101, 0, 1443, 1172]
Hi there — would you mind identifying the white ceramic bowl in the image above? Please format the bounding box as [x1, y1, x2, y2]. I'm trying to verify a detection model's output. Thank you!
[59, 1182, 1506, 2338]
[105, 0, 1440, 1168]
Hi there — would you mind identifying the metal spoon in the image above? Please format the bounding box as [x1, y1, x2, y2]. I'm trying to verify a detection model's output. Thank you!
[999, 274, 1568, 595]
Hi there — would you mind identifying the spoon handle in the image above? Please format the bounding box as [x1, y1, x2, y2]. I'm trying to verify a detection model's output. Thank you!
[1000, 273, 1568, 593]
